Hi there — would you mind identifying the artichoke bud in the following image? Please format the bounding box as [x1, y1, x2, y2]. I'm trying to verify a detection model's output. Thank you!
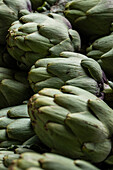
[7, 12, 81, 70]
[28, 52, 104, 97]
[28, 85, 113, 163]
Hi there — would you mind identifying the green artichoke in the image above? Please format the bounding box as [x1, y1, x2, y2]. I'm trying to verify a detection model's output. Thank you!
[0, 67, 32, 109]
[0, 0, 32, 45]
[8, 152, 100, 170]
[28, 51, 105, 97]
[64, 0, 113, 41]
[87, 32, 113, 79]
[6, 12, 81, 70]
[0, 104, 35, 147]
[0, 147, 38, 170]
[28, 85, 113, 163]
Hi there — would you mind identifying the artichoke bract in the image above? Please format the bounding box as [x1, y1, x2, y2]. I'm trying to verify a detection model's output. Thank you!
[0, 0, 32, 45]
[28, 51, 105, 97]
[7, 12, 81, 70]
[0, 67, 32, 108]
[28, 85, 113, 163]
[8, 152, 100, 170]
[87, 32, 113, 79]
[64, 0, 113, 41]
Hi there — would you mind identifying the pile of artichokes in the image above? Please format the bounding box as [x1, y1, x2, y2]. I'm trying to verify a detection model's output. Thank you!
[0, 0, 113, 169]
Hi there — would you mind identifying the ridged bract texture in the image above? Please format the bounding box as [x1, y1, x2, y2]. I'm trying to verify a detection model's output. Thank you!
[6, 12, 81, 70]
[0, 0, 32, 45]
[64, 0, 113, 41]
[28, 85, 113, 163]
[28, 51, 105, 97]
[0, 67, 32, 108]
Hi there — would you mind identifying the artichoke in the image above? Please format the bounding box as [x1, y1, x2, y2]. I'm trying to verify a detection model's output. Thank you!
[6, 12, 81, 70]
[64, 0, 113, 41]
[28, 85, 113, 163]
[0, 104, 35, 148]
[0, 67, 32, 109]
[87, 32, 113, 79]
[28, 51, 105, 97]
[0, 0, 32, 45]
[0, 147, 38, 169]
[8, 152, 100, 170]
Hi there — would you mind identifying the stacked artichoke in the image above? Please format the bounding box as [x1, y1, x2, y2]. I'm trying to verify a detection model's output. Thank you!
[0, 0, 113, 169]
[28, 85, 113, 163]
[28, 51, 105, 97]
[64, 0, 113, 41]
[7, 12, 80, 70]
[8, 152, 100, 170]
